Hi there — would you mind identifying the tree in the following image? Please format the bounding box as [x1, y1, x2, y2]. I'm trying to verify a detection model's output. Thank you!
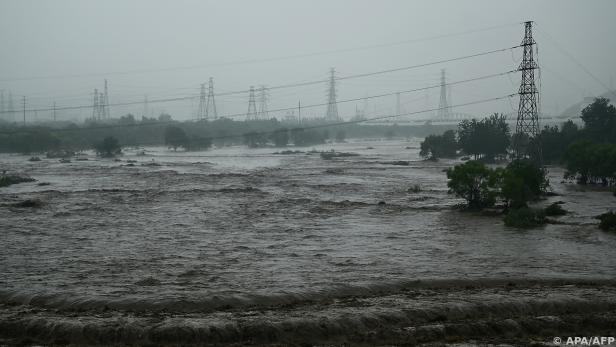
[188, 136, 212, 151]
[457, 114, 510, 162]
[164, 126, 189, 150]
[243, 131, 268, 148]
[420, 130, 457, 160]
[158, 113, 172, 122]
[94, 136, 121, 157]
[446, 160, 499, 209]
[119, 114, 136, 126]
[499, 159, 548, 208]
[270, 128, 289, 147]
[290, 128, 326, 147]
[581, 98, 616, 143]
[563, 140, 616, 185]
[335, 130, 346, 142]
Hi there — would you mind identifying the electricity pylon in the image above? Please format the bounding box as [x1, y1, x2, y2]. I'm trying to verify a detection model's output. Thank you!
[246, 86, 257, 120]
[513, 21, 542, 165]
[206, 77, 217, 119]
[325, 68, 339, 122]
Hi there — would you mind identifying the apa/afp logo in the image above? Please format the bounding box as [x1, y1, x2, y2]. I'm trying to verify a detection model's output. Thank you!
[554, 336, 615, 346]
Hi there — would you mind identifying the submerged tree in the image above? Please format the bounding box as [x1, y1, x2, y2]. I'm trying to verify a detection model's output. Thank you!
[243, 131, 268, 148]
[420, 129, 457, 160]
[270, 128, 289, 147]
[499, 159, 548, 208]
[94, 136, 121, 157]
[164, 126, 189, 151]
[457, 113, 509, 162]
[581, 97, 616, 143]
[446, 160, 499, 209]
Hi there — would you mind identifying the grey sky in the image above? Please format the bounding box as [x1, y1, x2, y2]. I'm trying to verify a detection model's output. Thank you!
[0, 0, 614, 123]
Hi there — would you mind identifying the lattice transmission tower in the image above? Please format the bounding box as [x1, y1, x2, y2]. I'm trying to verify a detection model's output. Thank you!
[325, 68, 340, 122]
[246, 86, 257, 121]
[514, 21, 542, 164]
[92, 89, 100, 120]
[206, 77, 217, 119]
[258, 85, 268, 120]
[437, 69, 449, 120]
[103, 79, 110, 119]
[197, 83, 206, 120]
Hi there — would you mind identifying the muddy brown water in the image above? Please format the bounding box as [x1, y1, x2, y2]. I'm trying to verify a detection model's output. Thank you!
[1, 139, 615, 345]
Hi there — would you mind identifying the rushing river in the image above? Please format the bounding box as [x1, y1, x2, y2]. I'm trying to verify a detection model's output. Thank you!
[1, 138, 615, 314]
[1, 138, 616, 346]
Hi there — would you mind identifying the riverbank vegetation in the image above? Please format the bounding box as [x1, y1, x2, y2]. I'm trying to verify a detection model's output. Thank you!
[446, 159, 552, 228]
[424, 98, 616, 188]
[0, 115, 454, 154]
[419, 113, 510, 162]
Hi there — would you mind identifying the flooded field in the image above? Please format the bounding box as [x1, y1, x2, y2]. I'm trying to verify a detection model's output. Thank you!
[1, 138, 616, 345]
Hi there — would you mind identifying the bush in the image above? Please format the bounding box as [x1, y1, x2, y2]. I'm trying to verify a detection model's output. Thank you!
[408, 184, 421, 193]
[544, 202, 567, 216]
[320, 151, 359, 160]
[0, 174, 36, 187]
[500, 159, 549, 208]
[597, 211, 616, 231]
[446, 160, 499, 209]
[504, 207, 546, 228]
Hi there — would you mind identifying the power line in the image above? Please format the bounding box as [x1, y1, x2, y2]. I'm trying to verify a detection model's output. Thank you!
[0, 70, 516, 132]
[535, 24, 612, 93]
[0, 46, 520, 116]
[0, 23, 520, 82]
[0, 94, 515, 145]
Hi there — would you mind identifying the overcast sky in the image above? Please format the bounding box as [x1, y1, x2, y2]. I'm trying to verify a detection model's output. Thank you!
[0, 0, 614, 123]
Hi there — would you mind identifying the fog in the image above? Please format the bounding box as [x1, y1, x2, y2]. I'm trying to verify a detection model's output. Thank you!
[3, 2, 616, 345]
[1, 0, 614, 122]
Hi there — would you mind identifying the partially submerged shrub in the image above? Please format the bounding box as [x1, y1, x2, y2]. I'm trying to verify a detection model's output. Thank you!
[544, 202, 567, 216]
[597, 211, 616, 231]
[504, 207, 546, 228]
[11, 198, 44, 208]
[446, 160, 499, 209]
[500, 159, 548, 208]
[320, 151, 359, 160]
[408, 184, 421, 193]
[0, 174, 36, 187]
[94, 136, 122, 157]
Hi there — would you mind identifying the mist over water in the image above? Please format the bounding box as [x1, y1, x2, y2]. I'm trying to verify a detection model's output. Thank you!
[1, 139, 615, 315]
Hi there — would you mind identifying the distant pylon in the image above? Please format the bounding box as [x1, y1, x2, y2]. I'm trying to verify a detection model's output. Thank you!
[143, 95, 149, 119]
[258, 85, 268, 120]
[103, 79, 110, 119]
[197, 83, 206, 120]
[514, 21, 542, 164]
[325, 68, 339, 122]
[52, 102, 57, 121]
[8, 93, 15, 122]
[246, 86, 257, 120]
[206, 77, 217, 119]
[0, 91, 5, 117]
[437, 69, 449, 120]
[92, 89, 99, 120]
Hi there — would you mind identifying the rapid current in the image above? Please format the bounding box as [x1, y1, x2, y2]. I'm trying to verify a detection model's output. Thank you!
[1, 138, 615, 345]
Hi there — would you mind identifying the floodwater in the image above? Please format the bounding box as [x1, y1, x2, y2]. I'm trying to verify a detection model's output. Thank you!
[1, 138, 615, 345]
